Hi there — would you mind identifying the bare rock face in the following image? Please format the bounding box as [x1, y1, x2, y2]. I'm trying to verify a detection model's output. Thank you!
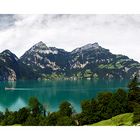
[0, 68, 17, 81]
[7, 68, 17, 81]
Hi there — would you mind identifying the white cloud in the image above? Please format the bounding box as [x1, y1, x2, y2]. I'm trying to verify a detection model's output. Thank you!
[0, 14, 140, 62]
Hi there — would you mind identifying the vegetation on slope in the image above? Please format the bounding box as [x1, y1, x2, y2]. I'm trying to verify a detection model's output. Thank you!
[90, 113, 133, 126]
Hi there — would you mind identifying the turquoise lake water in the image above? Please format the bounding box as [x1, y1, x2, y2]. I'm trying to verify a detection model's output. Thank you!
[0, 80, 129, 113]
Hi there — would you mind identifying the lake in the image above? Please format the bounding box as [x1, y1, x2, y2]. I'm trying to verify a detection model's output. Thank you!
[0, 80, 129, 113]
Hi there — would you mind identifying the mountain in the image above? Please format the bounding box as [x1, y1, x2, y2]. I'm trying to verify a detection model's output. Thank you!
[19, 41, 140, 80]
[0, 41, 140, 81]
[0, 50, 20, 81]
[68, 43, 140, 79]
[20, 41, 70, 79]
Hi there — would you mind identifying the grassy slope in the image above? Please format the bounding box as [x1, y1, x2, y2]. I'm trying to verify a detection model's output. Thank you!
[90, 113, 134, 126]
[12, 124, 22, 126]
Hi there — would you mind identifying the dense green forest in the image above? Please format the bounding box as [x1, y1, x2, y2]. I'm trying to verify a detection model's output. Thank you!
[0, 75, 140, 126]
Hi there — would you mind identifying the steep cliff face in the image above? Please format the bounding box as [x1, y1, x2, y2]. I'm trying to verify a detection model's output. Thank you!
[0, 67, 16, 81]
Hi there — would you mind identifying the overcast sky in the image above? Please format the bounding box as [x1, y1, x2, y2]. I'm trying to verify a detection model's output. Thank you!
[0, 14, 140, 62]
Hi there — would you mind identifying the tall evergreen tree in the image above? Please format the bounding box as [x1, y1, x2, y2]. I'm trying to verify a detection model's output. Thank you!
[28, 97, 44, 115]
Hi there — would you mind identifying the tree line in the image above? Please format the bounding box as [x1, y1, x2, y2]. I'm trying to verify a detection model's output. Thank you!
[0, 75, 140, 126]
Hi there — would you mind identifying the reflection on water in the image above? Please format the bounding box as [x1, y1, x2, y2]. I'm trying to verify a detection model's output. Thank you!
[0, 80, 128, 113]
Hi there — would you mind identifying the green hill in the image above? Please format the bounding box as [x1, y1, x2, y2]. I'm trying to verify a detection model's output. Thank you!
[90, 113, 134, 126]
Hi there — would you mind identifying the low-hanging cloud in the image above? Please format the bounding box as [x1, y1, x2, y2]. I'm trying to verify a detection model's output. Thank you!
[0, 14, 140, 62]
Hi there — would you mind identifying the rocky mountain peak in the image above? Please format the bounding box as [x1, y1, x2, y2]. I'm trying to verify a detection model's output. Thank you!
[2, 49, 14, 55]
[30, 41, 48, 51]
[22, 41, 63, 56]
[81, 42, 101, 50]
[1, 49, 18, 61]
[71, 42, 102, 54]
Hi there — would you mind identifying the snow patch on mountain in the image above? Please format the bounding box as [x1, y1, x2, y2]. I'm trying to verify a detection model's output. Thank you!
[24, 41, 59, 56]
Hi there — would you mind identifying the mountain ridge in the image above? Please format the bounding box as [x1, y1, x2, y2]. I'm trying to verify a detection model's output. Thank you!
[0, 41, 139, 81]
